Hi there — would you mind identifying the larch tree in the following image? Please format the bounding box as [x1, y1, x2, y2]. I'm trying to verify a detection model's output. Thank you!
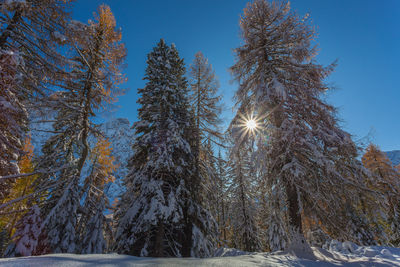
[0, 137, 38, 239]
[0, 0, 72, 105]
[35, 4, 126, 254]
[0, 0, 71, 198]
[226, 140, 261, 252]
[362, 144, 400, 245]
[230, 0, 382, 256]
[188, 52, 222, 225]
[0, 136, 38, 256]
[188, 51, 222, 175]
[0, 49, 26, 203]
[214, 150, 229, 247]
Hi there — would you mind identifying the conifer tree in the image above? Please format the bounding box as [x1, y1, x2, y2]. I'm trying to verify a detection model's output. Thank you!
[0, 136, 38, 242]
[215, 150, 229, 246]
[34, 5, 126, 254]
[114, 39, 189, 257]
[0, 49, 26, 202]
[188, 51, 222, 181]
[226, 117, 262, 252]
[264, 183, 288, 251]
[0, 1, 71, 189]
[0, 0, 72, 104]
[226, 144, 261, 252]
[114, 40, 216, 257]
[37, 178, 79, 254]
[4, 205, 42, 257]
[230, 0, 382, 254]
[362, 144, 400, 245]
[77, 137, 116, 254]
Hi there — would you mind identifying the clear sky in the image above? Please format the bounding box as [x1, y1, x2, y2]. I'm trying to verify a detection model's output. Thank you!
[73, 0, 400, 151]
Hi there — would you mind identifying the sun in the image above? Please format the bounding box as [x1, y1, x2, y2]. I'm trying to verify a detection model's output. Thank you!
[246, 119, 257, 130]
[233, 111, 264, 142]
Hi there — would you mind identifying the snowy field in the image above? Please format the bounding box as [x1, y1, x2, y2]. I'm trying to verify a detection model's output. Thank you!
[1, 242, 400, 266]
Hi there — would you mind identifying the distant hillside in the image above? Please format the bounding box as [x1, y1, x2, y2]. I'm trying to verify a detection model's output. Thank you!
[386, 150, 400, 166]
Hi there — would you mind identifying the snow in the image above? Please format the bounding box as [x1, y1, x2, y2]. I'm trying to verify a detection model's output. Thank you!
[53, 31, 66, 42]
[1, 244, 400, 266]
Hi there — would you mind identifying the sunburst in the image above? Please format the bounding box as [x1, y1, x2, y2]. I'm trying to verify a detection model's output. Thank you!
[233, 111, 264, 144]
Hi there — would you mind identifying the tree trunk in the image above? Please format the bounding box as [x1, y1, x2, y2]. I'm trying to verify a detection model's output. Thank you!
[236, 151, 250, 251]
[153, 223, 164, 257]
[181, 202, 192, 257]
[221, 198, 226, 243]
[284, 181, 315, 260]
[285, 182, 303, 233]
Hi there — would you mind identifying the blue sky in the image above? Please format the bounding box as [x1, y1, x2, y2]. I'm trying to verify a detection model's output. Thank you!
[73, 0, 399, 151]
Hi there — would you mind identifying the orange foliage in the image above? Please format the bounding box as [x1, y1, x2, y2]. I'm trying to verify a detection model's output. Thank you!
[362, 144, 400, 191]
[0, 136, 38, 236]
[90, 4, 127, 103]
[91, 137, 117, 187]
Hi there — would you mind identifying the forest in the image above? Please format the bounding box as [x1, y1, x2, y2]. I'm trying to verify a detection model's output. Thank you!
[0, 0, 399, 262]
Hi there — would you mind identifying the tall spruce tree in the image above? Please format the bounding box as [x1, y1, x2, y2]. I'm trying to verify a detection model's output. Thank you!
[230, 0, 383, 255]
[114, 39, 189, 257]
[114, 40, 216, 257]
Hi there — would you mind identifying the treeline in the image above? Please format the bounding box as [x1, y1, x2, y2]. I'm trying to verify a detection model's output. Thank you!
[1, 0, 399, 259]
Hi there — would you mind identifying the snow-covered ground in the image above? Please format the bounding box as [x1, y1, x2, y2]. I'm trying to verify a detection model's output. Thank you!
[1, 242, 399, 266]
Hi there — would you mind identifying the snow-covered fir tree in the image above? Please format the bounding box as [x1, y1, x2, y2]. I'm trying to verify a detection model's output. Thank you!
[80, 198, 107, 254]
[0, 0, 72, 255]
[77, 138, 116, 254]
[230, 0, 383, 254]
[264, 184, 288, 251]
[37, 177, 79, 254]
[4, 205, 41, 257]
[114, 39, 216, 257]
